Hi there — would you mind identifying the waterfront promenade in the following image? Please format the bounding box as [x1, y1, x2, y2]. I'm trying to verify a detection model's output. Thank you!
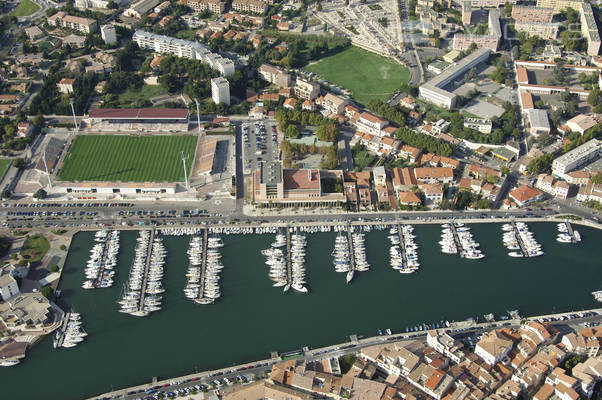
[90, 307, 602, 400]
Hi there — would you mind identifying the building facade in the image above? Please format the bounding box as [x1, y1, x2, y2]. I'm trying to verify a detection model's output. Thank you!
[211, 77, 230, 105]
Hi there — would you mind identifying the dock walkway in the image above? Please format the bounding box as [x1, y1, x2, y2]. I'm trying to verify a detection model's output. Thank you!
[346, 223, 356, 271]
[94, 233, 112, 286]
[448, 224, 464, 258]
[137, 229, 155, 313]
[196, 228, 209, 304]
[55, 312, 71, 348]
[511, 221, 529, 257]
[565, 222, 578, 243]
[397, 224, 408, 269]
[285, 227, 292, 284]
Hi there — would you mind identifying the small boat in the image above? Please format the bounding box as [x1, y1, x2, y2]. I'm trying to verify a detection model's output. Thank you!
[346, 270, 354, 284]
[0, 359, 20, 367]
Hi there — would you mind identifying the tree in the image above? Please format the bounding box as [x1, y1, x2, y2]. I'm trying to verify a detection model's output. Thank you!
[60, 244, 67, 251]
[34, 188, 47, 199]
[41, 286, 54, 299]
[500, 166, 510, 175]
[13, 158, 25, 169]
[527, 154, 554, 174]
[106, 0, 118, 8]
[536, 133, 555, 148]
[48, 264, 59, 273]
[489, 65, 508, 84]
[315, 121, 339, 142]
[320, 145, 338, 169]
[1, 186, 11, 199]
[591, 172, 602, 184]
[504, 2, 513, 17]
[285, 124, 300, 138]
[588, 86, 601, 107]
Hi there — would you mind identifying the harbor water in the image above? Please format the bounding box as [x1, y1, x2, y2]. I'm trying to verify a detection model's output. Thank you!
[4, 222, 602, 400]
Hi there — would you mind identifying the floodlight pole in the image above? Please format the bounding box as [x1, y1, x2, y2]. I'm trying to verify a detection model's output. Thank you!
[194, 98, 201, 135]
[42, 150, 52, 189]
[181, 151, 189, 190]
[69, 99, 78, 131]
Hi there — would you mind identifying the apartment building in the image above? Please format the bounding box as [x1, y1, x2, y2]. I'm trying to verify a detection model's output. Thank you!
[186, 0, 225, 14]
[231, 0, 267, 14]
[100, 24, 117, 45]
[462, 1, 472, 24]
[511, 5, 554, 23]
[536, 0, 583, 13]
[133, 30, 235, 76]
[320, 93, 348, 115]
[356, 112, 389, 136]
[75, 0, 115, 9]
[294, 78, 320, 100]
[577, 183, 602, 203]
[419, 48, 490, 108]
[514, 21, 560, 40]
[464, 118, 493, 134]
[475, 330, 514, 365]
[468, 0, 516, 7]
[258, 64, 291, 88]
[581, 3, 601, 56]
[567, 114, 598, 134]
[452, 34, 499, 51]
[57, 78, 75, 94]
[211, 77, 230, 105]
[47, 12, 98, 34]
[414, 167, 454, 184]
[552, 138, 602, 178]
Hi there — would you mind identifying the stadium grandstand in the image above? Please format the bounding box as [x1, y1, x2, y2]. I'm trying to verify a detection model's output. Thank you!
[86, 108, 190, 132]
[191, 136, 217, 177]
[35, 137, 66, 174]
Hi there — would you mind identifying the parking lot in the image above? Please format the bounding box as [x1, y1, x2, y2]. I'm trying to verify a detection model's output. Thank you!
[242, 121, 279, 175]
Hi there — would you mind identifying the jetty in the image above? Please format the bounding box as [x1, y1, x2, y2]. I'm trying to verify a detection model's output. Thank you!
[346, 223, 356, 271]
[285, 227, 292, 284]
[448, 224, 464, 258]
[196, 228, 209, 304]
[397, 224, 409, 268]
[54, 312, 71, 348]
[136, 229, 155, 313]
[565, 221, 580, 243]
[511, 221, 529, 257]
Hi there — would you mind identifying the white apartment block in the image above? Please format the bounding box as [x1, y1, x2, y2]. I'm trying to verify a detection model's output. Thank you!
[514, 22, 560, 40]
[0, 273, 19, 302]
[100, 24, 117, 45]
[464, 118, 493, 134]
[47, 12, 98, 34]
[320, 93, 348, 115]
[552, 139, 602, 178]
[452, 34, 499, 51]
[536, 0, 583, 13]
[294, 78, 320, 100]
[356, 112, 388, 136]
[133, 30, 235, 76]
[211, 77, 230, 105]
[468, 0, 516, 7]
[419, 48, 490, 109]
[75, 0, 119, 8]
[186, 0, 225, 14]
[231, 0, 267, 14]
[258, 64, 291, 88]
[581, 3, 601, 56]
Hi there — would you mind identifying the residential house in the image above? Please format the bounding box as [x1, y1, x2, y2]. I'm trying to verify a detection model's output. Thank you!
[509, 185, 545, 206]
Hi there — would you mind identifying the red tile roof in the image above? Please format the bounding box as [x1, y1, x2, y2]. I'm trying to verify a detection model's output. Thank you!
[89, 108, 189, 120]
[283, 169, 320, 190]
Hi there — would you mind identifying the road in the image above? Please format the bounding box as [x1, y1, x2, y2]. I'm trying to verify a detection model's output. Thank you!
[93, 308, 602, 400]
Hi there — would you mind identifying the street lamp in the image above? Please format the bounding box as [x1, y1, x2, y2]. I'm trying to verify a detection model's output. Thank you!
[69, 99, 78, 131]
[194, 98, 201, 135]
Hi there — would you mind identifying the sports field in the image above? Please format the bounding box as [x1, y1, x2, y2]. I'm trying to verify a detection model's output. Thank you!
[11, 0, 40, 17]
[306, 46, 410, 106]
[58, 135, 197, 182]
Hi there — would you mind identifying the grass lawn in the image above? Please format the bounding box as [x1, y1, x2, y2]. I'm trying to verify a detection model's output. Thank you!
[0, 159, 12, 178]
[306, 46, 410, 106]
[21, 234, 50, 263]
[58, 135, 197, 182]
[117, 85, 169, 107]
[10, 0, 40, 16]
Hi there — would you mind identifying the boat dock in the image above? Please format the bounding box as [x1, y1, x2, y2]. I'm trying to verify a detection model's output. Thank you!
[93, 235, 112, 286]
[136, 229, 155, 313]
[196, 228, 209, 304]
[511, 221, 529, 257]
[285, 227, 292, 284]
[54, 312, 71, 348]
[565, 222, 579, 243]
[397, 224, 409, 268]
[346, 223, 356, 271]
[448, 224, 464, 258]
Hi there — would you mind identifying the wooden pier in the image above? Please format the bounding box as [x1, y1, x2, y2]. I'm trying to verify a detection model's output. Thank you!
[136, 229, 155, 314]
[196, 228, 209, 304]
[565, 221, 578, 243]
[94, 231, 112, 287]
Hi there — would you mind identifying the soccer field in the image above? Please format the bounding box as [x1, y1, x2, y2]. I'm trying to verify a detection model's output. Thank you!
[11, 0, 40, 16]
[58, 135, 197, 182]
[306, 46, 410, 106]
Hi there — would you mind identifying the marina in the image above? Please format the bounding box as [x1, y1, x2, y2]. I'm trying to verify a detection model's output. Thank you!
[440, 223, 484, 259]
[5, 222, 602, 400]
[54, 312, 87, 349]
[502, 222, 543, 258]
[557, 221, 582, 244]
[82, 230, 120, 289]
[388, 224, 420, 273]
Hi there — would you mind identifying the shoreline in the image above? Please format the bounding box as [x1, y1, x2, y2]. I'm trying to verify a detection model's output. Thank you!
[89, 306, 602, 400]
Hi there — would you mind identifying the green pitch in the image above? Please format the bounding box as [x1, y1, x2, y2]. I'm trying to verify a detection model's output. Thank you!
[306, 46, 410, 106]
[11, 0, 40, 17]
[58, 135, 197, 182]
[0, 159, 11, 178]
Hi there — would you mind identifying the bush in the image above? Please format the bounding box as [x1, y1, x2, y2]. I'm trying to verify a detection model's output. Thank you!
[59, 244, 67, 251]
[48, 264, 59, 273]
[41, 286, 53, 299]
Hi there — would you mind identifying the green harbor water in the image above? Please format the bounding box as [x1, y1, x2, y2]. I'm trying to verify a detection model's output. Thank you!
[4, 222, 602, 400]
